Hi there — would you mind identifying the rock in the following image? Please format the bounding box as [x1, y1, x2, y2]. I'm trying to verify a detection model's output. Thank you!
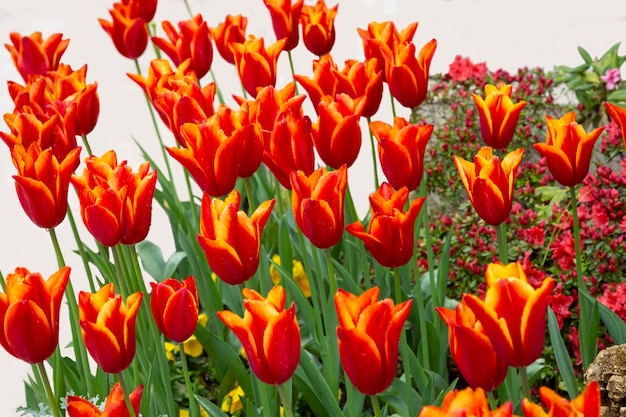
[585, 344, 626, 417]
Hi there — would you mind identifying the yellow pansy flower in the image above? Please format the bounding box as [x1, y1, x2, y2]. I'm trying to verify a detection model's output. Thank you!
[269, 254, 311, 297]
[221, 385, 245, 414]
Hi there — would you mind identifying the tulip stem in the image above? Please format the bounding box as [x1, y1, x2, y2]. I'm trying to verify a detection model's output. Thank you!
[287, 51, 299, 95]
[244, 177, 256, 212]
[324, 248, 337, 296]
[389, 92, 397, 119]
[67, 207, 97, 292]
[370, 395, 382, 417]
[80, 134, 93, 156]
[183, 0, 193, 18]
[36, 362, 61, 417]
[569, 185, 585, 292]
[179, 342, 199, 417]
[495, 222, 508, 264]
[0, 268, 5, 292]
[117, 372, 139, 417]
[366, 117, 380, 189]
[210, 68, 225, 105]
[487, 390, 498, 409]
[519, 366, 531, 399]
[278, 383, 295, 417]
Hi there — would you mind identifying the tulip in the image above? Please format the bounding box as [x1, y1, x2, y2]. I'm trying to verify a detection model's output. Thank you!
[335, 287, 412, 395]
[210, 14, 248, 65]
[357, 21, 418, 80]
[300, 0, 338, 56]
[217, 286, 300, 385]
[4, 32, 69, 81]
[521, 380, 600, 417]
[313, 93, 363, 169]
[11, 143, 81, 229]
[262, 0, 304, 51]
[370, 116, 432, 191]
[463, 261, 555, 368]
[0, 266, 70, 364]
[293, 54, 339, 111]
[71, 82, 100, 137]
[290, 165, 347, 248]
[67, 382, 143, 417]
[71, 150, 157, 246]
[152, 14, 214, 79]
[472, 83, 527, 149]
[533, 112, 604, 187]
[334, 58, 384, 118]
[79, 283, 143, 374]
[384, 38, 437, 109]
[605, 102, 626, 149]
[231, 35, 285, 98]
[436, 300, 508, 392]
[150, 277, 199, 343]
[418, 386, 514, 417]
[346, 183, 424, 268]
[453, 147, 524, 226]
[98, 2, 149, 59]
[197, 190, 275, 285]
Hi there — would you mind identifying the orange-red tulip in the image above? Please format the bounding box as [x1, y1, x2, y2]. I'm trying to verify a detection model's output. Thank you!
[290, 165, 347, 248]
[370, 116, 432, 191]
[0, 266, 70, 364]
[232, 35, 285, 98]
[453, 147, 524, 226]
[384, 38, 437, 109]
[150, 277, 199, 343]
[300, 0, 338, 56]
[71, 150, 157, 246]
[463, 262, 555, 368]
[521, 380, 600, 417]
[436, 300, 508, 392]
[197, 190, 275, 285]
[79, 283, 143, 374]
[418, 386, 514, 417]
[357, 21, 418, 80]
[217, 286, 300, 385]
[152, 14, 213, 79]
[263, 0, 304, 51]
[346, 183, 424, 267]
[4, 32, 69, 81]
[67, 382, 143, 417]
[334, 287, 412, 395]
[605, 102, 626, 149]
[334, 58, 383, 118]
[473, 83, 527, 149]
[99, 2, 149, 59]
[210, 14, 248, 65]
[11, 143, 81, 229]
[313, 94, 363, 168]
[293, 54, 338, 111]
[533, 112, 604, 187]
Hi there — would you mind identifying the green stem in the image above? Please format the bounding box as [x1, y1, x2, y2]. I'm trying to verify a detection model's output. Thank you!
[324, 248, 337, 296]
[112, 246, 129, 298]
[36, 362, 61, 417]
[244, 177, 256, 212]
[0, 269, 5, 292]
[569, 185, 586, 292]
[389, 91, 397, 118]
[277, 383, 294, 417]
[413, 264, 430, 370]
[80, 134, 93, 156]
[366, 116, 380, 189]
[183, 0, 193, 17]
[210, 68, 225, 105]
[67, 207, 97, 292]
[370, 395, 382, 417]
[419, 178, 438, 307]
[117, 372, 139, 417]
[487, 390, 498, 409]
[179, 343, 199, 417]
[48, 227, 66, 268]
[519, 366, 531, 399]
[287, 51, 299, 95]
[495, 222, 509, 264]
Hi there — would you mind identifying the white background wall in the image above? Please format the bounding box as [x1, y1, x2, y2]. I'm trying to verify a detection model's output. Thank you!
[0, 0, 624, 414]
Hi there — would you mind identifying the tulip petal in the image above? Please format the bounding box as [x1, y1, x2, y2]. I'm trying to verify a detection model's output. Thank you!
[263, 304, 300, 384]
[5, 300, 54, 363]
[337, 326, 384, 395]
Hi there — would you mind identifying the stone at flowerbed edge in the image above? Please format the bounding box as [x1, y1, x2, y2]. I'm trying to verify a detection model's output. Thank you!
[585, 344, 626, 417]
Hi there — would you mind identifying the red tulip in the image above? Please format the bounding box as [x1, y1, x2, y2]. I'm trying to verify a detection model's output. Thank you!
[67, 382, 143, 417]
[605, 102, 626, 149]
[11, 143, 81, 229]
[210, 14, 248, 65]
[533, 112, 604, 187]
[436, 300, 508, 391]
[453, 147, 524, 226]
[231, 35, 285, 98]
[197, 190, 275, 285]
[346, 183, 424, 267]
[473, 83, 526, 149]
[0, 266, 70, 364]
[79, 283, 143, 374]
[152, 14, 213, 79]
[418, 387, 514, 417]
[293, 54, 339, 111]
[357, 21, 418, 80]
[313, 93, 363, 169]
[99, 2, 149, 59]
[335, 287, 412, 395]
[370, 116, 432, 191]
[71, 150, 157, 246]
[521, 380, 600, 417]
[263, 0, 304, 51]
[290, 165, 347, 248]
[4, 32, 69, 81]
[463, 262, 555, 368]
[150, 277, 199, 343]
[218, 286, 300, 385]
[334, 58, 383, 118]
[300, 0, 338, 56]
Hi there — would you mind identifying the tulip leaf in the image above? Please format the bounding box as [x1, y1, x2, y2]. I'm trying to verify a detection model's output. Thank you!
[195, 394, 230, 417]
[580, 290, 626, 344]
[298, 351, 344, 417]
[292, 371, 329, 417]
[577, 46, 593, 64]
[136, 240, 187, 281]
[547, 307, 579, 398]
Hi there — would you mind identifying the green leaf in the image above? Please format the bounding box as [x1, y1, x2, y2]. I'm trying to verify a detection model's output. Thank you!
[298, 351, 344, 417]
[547, 307, 579, 398]
[607, 88, 626, 103]
[136, 240, 165, 280]
[580, 291, 626, 344]
[577, 46, 593, 64]
[196, 394, 230, 417]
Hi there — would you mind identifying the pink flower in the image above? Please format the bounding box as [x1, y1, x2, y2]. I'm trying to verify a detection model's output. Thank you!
[601, 68, 621, 90]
